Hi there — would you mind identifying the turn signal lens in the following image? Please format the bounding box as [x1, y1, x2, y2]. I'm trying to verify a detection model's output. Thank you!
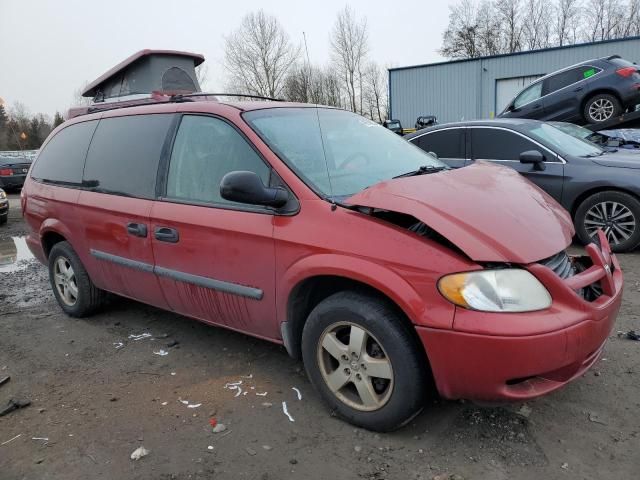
[438, 269, 552, 313]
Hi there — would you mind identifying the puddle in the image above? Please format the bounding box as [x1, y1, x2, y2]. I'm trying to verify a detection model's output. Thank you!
[0, 236, 35, 273]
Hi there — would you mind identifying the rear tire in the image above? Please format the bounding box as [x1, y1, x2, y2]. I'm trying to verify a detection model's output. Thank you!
[583, 94, 621, 124]
[48, 241, 106, 317]
[301, 291, 428, 432]
[575, 191, 640, 253]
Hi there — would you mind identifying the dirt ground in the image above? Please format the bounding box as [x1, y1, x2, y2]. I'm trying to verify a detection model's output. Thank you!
[0, 192, 638, 480]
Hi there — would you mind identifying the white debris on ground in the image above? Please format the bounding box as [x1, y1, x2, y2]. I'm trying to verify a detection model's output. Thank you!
[292, 387, 302, 400]
[128, 333, 152, 341]
[178, 398, 201, 408]
[153, 349, 168, 356]
[282, 401, 295, 422]
[113, 342, 124, 349]
[130, 446, 150, 460]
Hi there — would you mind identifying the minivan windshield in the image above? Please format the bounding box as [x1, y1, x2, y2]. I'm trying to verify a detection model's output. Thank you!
[526, 123, 605, 158]
[244, 108, 445, 198]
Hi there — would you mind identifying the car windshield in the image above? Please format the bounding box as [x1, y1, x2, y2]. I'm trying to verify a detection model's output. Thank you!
[549, 122, 592, 140]
[526, 123, 605, 157]
[244, 108, 445, 198]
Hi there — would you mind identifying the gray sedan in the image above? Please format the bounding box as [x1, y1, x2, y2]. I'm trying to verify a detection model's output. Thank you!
[406, 118, 640, 252]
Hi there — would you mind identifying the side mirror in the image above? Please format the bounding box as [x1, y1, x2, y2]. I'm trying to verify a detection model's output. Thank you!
[220, 171, 289, 208]
[519, 150, 546, 170]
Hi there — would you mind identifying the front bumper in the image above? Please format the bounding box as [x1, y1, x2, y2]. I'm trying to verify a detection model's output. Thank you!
[418, 233, 623, 402]
[0, 200, 8, 216]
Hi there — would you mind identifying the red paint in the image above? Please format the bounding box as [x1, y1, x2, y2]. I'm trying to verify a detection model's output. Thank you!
[22, 99, 624, 405]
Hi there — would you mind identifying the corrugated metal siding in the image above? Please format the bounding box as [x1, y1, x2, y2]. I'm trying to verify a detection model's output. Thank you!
[390, 37, 640, 125]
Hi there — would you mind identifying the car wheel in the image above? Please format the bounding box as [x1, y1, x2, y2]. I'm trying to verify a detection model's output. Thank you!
[301, 291, 428, 432]
[48, 241, 106, 317]
[583, 94, 621, 124]
[0, 214, 7, 225]
[575, 191, 640, 253]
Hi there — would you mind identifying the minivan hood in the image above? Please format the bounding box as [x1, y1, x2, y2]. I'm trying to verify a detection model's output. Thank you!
[346, 161, 574, 264]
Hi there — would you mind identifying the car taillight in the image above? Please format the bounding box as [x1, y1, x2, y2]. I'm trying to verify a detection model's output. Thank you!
[616, 66, 638, 78]
[0, 168, 13, 176]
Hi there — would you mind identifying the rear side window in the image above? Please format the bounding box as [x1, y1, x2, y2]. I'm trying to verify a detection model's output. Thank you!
[31, 120, 98, 185]
[83, 114, 173, 198]
[543, 67, 598, 94]
[415, 129, 464, 159]
[471, 128, 540, 160]
[165, 115, 270, 206]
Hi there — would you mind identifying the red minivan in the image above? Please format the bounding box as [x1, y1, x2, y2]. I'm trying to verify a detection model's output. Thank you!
[22, 99, 623, 431]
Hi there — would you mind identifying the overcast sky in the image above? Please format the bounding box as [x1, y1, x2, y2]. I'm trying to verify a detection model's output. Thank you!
[0, 0, 457, 116]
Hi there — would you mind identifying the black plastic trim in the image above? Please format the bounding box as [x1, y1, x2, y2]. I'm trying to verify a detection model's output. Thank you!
[154, 266, 263, 300]
[89, 249, 263, 300]
[90, 249, 154, 273]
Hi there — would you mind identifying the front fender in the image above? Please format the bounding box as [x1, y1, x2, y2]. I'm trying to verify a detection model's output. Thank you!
[278, 253, 453, 329]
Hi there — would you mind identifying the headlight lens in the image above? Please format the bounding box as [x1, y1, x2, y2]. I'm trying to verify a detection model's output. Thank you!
[0, 190, 6, 199]
[438, 269, 552, 312]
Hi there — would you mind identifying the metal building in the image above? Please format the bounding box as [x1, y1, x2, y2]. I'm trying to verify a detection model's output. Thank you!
[389, 36, 640, 126]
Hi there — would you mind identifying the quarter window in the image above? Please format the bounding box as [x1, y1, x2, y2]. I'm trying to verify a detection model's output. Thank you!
[471, 128, 541, 161]
[83, 114, 173, 198]
[514, 82, 543, 109]
[415, 129, 464, 159]
[31, 120, 98, 185]
[166, 115, 270, 206]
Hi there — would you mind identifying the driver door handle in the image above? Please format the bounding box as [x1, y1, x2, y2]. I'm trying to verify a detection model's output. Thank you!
[154, 227, 179, 243]
[126, 222, 148, 238]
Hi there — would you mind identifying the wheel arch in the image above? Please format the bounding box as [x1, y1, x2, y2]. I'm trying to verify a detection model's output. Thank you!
[570, 186, 640, 219]
[39, 219, 74, 258]
[279, 255, 430, 360]
[580, 89, 623, 115]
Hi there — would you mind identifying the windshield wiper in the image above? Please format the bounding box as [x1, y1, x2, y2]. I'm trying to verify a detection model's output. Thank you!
[583, 151, 606, 158]
[392, 165, 449, 179]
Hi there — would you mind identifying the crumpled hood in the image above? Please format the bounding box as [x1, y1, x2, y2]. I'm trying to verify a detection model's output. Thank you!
[346, 161, 574, 264]
[593, 150, 640, 169]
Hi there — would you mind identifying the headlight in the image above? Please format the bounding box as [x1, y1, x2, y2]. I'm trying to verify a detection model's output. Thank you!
[0, 190, 6, 199]
[438, 269, 551, 312]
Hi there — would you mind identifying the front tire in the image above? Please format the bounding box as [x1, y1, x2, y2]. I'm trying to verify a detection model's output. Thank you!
[575, 191, 640, 253]
[301, 291, 428, 432]
[48, 241, 106, 317]
[0, 214, 7, 225]
[583, 94, 621, 124]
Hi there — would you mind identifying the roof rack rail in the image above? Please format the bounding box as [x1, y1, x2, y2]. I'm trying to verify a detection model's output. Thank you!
[170, 93, 284, 102]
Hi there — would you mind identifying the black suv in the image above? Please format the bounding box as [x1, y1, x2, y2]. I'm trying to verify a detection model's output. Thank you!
[498, 56, 640, 124]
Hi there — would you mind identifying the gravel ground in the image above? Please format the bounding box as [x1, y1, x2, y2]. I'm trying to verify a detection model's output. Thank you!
[1, 193, 639, 480]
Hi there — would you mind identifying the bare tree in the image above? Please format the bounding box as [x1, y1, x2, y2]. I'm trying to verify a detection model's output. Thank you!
[362, 63, 387, 123]
[195, 64, 210, 91]
[555, 0, 582, 45]
[224, 10, 300, 98]
[583, 0, 625, 41]
[440, 0, 481, 58]
[330, 6, 369, 113]
[476, 0, 503, 55]
[522, 0, 552, 49]
[495, 0, 522, 52]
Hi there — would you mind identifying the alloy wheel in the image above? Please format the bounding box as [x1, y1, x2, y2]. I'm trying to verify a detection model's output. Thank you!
[588, 98, 615, 122]
[53, 256, 78, 306]
[584, 201, 636, 246]
[317, 322, 394, 412]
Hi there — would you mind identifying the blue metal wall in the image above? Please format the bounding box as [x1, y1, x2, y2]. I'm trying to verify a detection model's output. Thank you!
[389, 36, 640, 126]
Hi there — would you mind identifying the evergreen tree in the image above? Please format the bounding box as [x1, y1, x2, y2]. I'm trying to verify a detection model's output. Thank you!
[52, 111, 65, 128]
